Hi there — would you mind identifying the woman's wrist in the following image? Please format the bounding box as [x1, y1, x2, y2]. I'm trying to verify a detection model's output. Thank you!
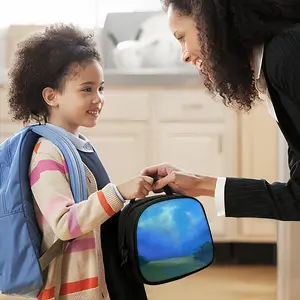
[195, 175, 217, 197]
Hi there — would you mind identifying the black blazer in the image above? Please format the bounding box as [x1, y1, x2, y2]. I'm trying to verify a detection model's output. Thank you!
[225, 24, 300, 221]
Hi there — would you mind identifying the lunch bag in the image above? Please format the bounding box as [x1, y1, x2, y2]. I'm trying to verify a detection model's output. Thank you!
[118, 186, 214, 285]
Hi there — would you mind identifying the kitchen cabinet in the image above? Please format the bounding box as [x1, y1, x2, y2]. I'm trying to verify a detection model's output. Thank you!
[82, 87, 278, 243]
[151, 88, 238, 242]
[0, 83, 280, 242]
[237, 102, 278, 242]
[0, 84, 238, 242]
[0, 87, 22, 142]
[89, 87, 239, 242]
[80, 122, 150, 185]
[80, 89, 152, 185]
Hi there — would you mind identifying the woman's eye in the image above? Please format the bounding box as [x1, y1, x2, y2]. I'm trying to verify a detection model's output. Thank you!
[83, 87, 92, 92]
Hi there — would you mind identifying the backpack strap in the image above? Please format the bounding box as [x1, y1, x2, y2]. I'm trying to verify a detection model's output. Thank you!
[38, 239, 68, 299]
[39, 239, 66, 271]
[31, 124, 88, 202]
[31, 124, 87, 299]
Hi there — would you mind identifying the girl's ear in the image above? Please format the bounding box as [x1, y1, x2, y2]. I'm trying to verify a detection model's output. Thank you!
[42, 87, 58, 107]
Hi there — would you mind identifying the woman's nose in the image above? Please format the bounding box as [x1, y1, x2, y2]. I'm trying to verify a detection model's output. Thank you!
[182, 50, 191, 63]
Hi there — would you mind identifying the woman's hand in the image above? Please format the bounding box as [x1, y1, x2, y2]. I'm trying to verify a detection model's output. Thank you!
[141, 163, 217, 197]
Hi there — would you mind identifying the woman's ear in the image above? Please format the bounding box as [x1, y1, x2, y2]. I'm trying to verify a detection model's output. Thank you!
[42, 87, 58, 107]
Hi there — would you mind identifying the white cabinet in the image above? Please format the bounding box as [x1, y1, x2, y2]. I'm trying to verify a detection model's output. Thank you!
[80, 122, 149, 185]
[0, 81, 279, 243]
[152, 88, 238, 241]
[80, 88, 152, 184]
[82, 87, 239, 242]
[0, 88, 22, 142]
[154, 122, 231, 239]
[237, 103, 278, 242]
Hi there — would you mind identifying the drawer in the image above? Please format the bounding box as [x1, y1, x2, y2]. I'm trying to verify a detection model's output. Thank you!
[154, 89, 224, 121]
[101, 89, 150, 121]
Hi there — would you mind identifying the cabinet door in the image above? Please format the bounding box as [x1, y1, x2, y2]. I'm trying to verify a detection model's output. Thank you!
[0, 123, 23, 143]
[80, 122, 150, 185]
[153, 122, 236, 241]
[0, 87, 22, 142]
[238, 103, 278, 242]
[0, 86, 11, 123]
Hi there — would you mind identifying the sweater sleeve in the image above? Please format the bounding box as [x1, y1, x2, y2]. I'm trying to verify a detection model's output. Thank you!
[29, 138, 124, 241]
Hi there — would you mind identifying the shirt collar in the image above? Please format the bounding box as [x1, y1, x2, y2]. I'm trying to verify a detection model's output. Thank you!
[252, 44, 265, 80]
[252, 44, 269, 94]
[45, 123, 94, 153]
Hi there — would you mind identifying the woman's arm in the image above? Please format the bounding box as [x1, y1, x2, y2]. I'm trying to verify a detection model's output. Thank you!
[142, 157, 300, 221]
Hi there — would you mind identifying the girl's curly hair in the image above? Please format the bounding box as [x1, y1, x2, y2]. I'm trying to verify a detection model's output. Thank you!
[8, 23, 101, 124]
[161, 0, 300, 111]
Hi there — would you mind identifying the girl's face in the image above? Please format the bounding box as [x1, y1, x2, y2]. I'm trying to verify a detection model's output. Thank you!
[43, 60, 104, 134]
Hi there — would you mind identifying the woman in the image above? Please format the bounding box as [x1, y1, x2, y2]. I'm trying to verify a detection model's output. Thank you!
[142, 0, 300, 221]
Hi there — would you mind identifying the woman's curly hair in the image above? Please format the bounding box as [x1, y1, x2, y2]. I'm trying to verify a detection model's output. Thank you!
[8, 23, 101, 124]
[161, 0, 300, 111]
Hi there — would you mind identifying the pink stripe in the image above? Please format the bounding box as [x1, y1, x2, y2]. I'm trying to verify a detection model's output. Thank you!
[37, 212, 45, 226]
[68, 206, 82, 238]
[42, 196, 74, 226]
[30, 159, 67, 186]
[64, 238, 96, 253]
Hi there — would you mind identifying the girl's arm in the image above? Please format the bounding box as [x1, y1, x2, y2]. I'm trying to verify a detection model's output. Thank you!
[30, 138, 123, 241]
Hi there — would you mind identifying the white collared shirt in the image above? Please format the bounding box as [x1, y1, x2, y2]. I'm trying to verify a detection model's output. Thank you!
[215, 45, 278, 216]
[45, 123, 94, 153]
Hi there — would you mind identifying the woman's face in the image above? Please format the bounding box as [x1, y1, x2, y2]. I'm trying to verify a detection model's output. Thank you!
[167, 4, 203, 71]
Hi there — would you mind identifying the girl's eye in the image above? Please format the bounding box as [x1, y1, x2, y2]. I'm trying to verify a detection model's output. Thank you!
[83, 87, 92, 92]
[99, 86, 104, 92]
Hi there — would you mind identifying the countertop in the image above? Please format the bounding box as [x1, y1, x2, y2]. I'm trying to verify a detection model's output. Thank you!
[0, 68, 203, 87]
[103, 68, 203, 86]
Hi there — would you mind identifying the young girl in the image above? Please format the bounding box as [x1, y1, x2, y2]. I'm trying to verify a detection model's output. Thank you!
[7, 24, 153, 300]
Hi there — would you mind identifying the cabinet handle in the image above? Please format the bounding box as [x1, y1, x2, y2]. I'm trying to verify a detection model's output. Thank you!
[182, 103, 203, 110]
[218, 135, 223, 153]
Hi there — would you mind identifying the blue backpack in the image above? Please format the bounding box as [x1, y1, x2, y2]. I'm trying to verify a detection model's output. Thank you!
[0, 124, 87, 298]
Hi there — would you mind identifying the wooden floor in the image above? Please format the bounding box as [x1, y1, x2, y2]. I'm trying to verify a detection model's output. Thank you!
[146, 265, 277, 300]
[0, 265, 276, 300]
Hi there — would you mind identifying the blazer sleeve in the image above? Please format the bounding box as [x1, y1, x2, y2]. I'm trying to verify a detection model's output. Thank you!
[224, 27, 300, 221]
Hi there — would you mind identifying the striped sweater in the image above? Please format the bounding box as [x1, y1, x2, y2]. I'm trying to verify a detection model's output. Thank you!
[29, 137, 124, 300]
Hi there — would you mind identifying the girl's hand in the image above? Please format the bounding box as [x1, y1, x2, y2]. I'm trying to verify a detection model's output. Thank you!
[117, 176, 154, 200]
